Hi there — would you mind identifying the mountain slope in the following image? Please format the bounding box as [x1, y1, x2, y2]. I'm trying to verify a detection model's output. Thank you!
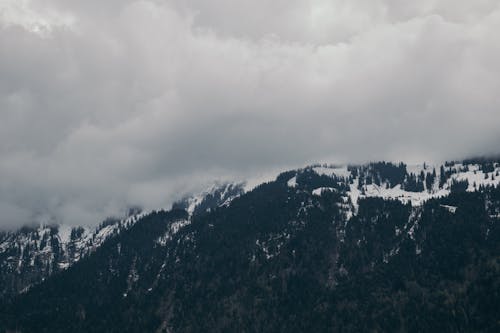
[0, 212, 143, 299]
[1, 160, 500, 332]
[0, 183, 244, 300]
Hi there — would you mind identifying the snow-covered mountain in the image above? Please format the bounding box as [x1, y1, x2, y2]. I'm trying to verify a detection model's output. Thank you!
[1, 159, 499, 302]
[1, 159, 500, 332]
[0, 182, 245, 298]
[0, 211, 146, 298]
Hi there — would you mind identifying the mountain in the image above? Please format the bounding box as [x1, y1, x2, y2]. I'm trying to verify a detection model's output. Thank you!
[1, 160, 499, 332]
[0, 210, 145, 300]
[172, 182, 245, 216]
[0, 183, 243, 300]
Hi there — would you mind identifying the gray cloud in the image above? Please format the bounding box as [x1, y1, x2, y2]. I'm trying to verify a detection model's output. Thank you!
[1, 0, 499, 228]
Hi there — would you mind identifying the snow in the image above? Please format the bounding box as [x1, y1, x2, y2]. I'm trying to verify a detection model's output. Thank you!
[186, 193, 205, 215]
[406, 208, 423, 240]
[57, 224, 73, 245]
[156, 219, 191, 246]
[348, 178, 361, 214]
[2, 209, 148, 286]
[406, 164, 428, 176]
[244, 167, 285, 192]
[313, 166, 351, 179]
[255, 232, 290, 260]
[122, 211, 148, 227]
[3, 161, 499, 292]
[362, 183, 450, 206]
[58, 262, 70, 269]
[312, 162, 500, 221]
[183, 183, 243, 214]
[170, 219, 190, 235]
[312, 187, 336, 196]
[440, 205, 457, 213]
[93, 225, 117, 246]
[450, 168, 500, 191]
[342, 163, 500, 210]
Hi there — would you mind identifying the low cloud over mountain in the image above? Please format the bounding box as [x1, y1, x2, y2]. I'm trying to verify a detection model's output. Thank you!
[1, 0, 500, 227]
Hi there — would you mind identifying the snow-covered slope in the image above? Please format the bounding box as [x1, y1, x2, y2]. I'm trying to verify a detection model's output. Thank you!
[0, 182, 244, 298]
[302, 161, 500, 218]
[0, 211, 146, 297]
[172, 182, 245, 217]
[1, 161, 499, 299]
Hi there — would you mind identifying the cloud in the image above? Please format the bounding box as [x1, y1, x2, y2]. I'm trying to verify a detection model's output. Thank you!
[0, 0, 499, 228]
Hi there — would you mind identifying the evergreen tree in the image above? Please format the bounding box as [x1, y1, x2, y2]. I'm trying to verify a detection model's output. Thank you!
[439, 165, 447, 188]
[425, 172, 434, 192]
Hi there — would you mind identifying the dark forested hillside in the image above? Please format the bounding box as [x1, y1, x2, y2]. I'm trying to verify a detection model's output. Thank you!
[1, 162, 499, 332]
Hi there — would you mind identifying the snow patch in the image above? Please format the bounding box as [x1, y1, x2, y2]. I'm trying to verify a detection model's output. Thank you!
[440, 205, 457, 214]
[57, 224, 72, 245]
[450, 168, 500, 191]
[287, 176, 297, 188]
[312, 187, 336, 196]
[156, 219, 191, 246]
[362, 183, 450, 206]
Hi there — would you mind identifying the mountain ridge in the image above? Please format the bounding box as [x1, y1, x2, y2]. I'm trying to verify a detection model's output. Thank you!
[1, 159, 499, 332]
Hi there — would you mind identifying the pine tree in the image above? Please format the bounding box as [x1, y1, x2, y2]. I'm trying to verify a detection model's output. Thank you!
[420, 170, 425, 182]
[439, 166, 446, 188]
[425, 172, 434, 192]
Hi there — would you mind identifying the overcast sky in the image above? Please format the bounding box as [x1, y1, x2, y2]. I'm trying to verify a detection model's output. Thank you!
[1, 0, 500, 228]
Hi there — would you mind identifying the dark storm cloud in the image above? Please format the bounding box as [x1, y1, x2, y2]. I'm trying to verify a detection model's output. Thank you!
[1, 0, 500, 227]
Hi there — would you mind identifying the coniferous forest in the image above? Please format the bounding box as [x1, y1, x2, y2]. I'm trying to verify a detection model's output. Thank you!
[1, 161, 499, 332]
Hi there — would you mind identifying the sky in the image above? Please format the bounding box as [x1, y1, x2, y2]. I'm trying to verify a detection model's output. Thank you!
[1, 0, 500, 228]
